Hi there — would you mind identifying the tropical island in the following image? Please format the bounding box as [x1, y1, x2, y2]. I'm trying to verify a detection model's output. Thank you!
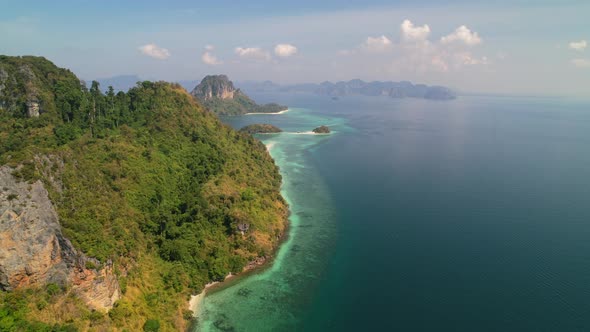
[312, 125, 331, 134]
[240, 124, 283, 134]
[238, 79, 457, 100]
[0, 55, 288, 331]
[191, 75, 288, 115]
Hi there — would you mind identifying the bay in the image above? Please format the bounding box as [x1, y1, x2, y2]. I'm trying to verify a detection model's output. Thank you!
[195, 93, 590, 331]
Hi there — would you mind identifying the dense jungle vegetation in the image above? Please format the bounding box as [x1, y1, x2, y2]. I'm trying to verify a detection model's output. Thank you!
[0, 56, 287, 331]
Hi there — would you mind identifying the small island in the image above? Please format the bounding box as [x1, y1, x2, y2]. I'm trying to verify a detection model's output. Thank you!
[312, 125, 331, 134]
[240, 123, 283, 134]
[191, 75, 288, 115]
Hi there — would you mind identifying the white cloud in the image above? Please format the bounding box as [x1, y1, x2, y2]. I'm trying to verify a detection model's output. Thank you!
[571, 58, 590, 68]
[274, 43, 298, 57]
[235, 47, 271, 60]
[202, 53, 222, 65]
[441, 25, 482, 46]
[400, 19, 430, 42]
[138, 43, 171, 60]
[569, 40, 587, 51]
[430, 55, 449, 72]
[361, 35, 393, 52]
[338, 19, 489, 75]
[455, 52, 489, 65]
[201, 45, 222, 65]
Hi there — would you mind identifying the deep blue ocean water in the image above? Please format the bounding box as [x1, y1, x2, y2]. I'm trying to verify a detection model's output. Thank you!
[196, 94, 590, 331]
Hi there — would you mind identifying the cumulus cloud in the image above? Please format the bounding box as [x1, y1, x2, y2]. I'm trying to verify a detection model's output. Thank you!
[455, 52, 489, 65]
[569, 40, 587, 51]
[138, 43, 171, 60]
[342, 19, 488, 74]
[201, 45, 222, 65]
[400, 19, 430, 42]
[274, 43, 298, 57]
[361, 35, 393, 52]
[235, 47, 271, 60]
[441, 25, 482, 46]
[571, 58, 590, 67]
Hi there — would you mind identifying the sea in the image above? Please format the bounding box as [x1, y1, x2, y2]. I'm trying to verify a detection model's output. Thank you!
[193, 93, 590, 331]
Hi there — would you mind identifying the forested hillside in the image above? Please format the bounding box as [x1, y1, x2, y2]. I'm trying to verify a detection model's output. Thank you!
[0, 56, 287, 331]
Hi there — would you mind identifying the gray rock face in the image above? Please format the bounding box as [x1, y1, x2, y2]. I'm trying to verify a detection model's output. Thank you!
[191, 75, 236, 101]
[0, 165, 120, 311]
[0, 64, 43, 116]
[0, 68, 7, 96]
[0, 67, 11, 111]
[26, 100, 40, 117]
[0, 166, 74, 290]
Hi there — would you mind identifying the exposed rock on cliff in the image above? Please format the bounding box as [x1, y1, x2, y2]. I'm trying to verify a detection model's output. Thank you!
[190, 75, 287, 115]
[0, 55, 81, 117]
[0, 165, 120, 311]
[312, 125, 330, 134]
[191, 74, 236, 101]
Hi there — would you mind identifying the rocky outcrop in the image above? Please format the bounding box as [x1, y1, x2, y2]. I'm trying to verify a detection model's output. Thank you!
[312, 125, 330, 134]
[239, 123, 282, 134]
[191, 75, 236, 101]
[26, 100, 40, 117]
[190, 75, 288, 115]
[0, 67, 12, 111]
[0, 62, 44, 117]
[0, 165, 120, 311]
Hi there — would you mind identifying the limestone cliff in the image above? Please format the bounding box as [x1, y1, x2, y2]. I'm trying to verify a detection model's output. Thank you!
[0, 56, 58, 117]
[190, 74, 287, 115]
[191, 74, 236, 101]
[0, 165, 120, 311]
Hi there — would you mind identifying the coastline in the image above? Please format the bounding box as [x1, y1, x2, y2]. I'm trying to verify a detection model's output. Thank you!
[287, 131, 331, 135]
[245, 109, 289, 115]
[187, 247, 279, 318]
[191, 104, 343, 330]
[188, 139, 287, 318]
[266, 141, 276, 151]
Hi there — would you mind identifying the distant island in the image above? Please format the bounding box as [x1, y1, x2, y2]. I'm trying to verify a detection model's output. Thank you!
[191, 75, 288, 115]
[240, 123, 283, 134]
[312, 126, 331, 134]
[238, 79, 456, 100]
[95, 74, 142, 92]
[94, 75, 456, 101]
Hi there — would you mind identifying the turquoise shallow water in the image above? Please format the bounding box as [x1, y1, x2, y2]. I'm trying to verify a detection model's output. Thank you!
[193, 108, 350, 331]
[196, 94, 590, 331]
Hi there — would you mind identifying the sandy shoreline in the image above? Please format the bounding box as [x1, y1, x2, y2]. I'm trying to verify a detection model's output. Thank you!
[188, 140, 287, 319]
[188, 256, 269, 317]
[266, 141, 276, 151]
[245, 109, 289, 115]
[188, 279, 225, 318]
[286, 131, 331, 135]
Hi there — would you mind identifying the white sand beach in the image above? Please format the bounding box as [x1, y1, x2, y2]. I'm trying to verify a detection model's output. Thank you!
[266, 141, 277, 151]
[245, 109, 290, 115]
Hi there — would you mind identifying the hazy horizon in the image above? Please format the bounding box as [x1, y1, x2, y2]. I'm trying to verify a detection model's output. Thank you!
[2, 0, 589, 97]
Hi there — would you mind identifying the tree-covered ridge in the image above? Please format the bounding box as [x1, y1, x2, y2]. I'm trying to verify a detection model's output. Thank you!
[0, 56, 287, 331]
[240, 123, 283, 134]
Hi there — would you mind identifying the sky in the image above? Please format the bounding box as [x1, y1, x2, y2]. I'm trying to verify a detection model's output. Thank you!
[1, 0, 589, 96]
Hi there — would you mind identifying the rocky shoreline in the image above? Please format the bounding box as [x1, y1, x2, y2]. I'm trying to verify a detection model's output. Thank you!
[187, 256, 271, 318]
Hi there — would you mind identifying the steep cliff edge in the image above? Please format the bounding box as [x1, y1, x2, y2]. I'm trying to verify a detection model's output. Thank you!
[0, 166, 120, 310]
[191, 74, 236, 100]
